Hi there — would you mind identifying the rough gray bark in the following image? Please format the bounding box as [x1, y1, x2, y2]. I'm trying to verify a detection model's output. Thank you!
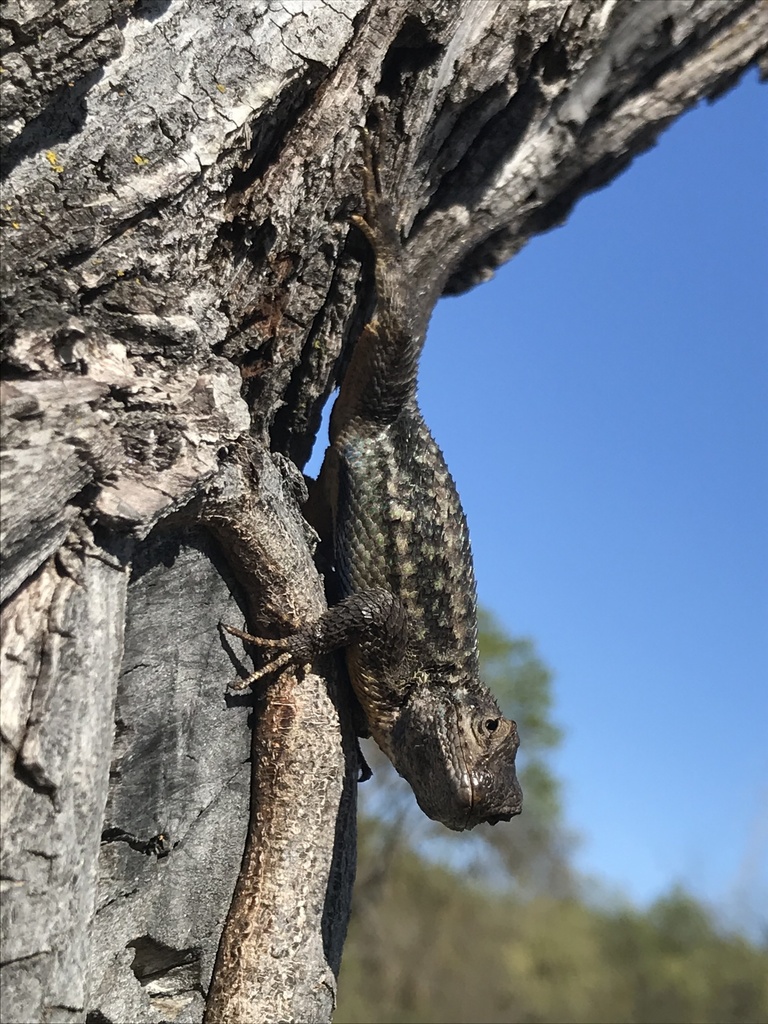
[1, 2, 765, 1022]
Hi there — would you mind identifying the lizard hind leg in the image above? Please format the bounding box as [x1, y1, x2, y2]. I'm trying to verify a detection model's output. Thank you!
[350, 127, 401, 273]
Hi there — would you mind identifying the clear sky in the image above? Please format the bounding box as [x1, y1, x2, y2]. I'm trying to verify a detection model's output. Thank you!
[418, 69, 767, 934]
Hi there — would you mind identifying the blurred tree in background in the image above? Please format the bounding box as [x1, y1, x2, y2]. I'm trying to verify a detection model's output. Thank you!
[335, 613, 768, 1024]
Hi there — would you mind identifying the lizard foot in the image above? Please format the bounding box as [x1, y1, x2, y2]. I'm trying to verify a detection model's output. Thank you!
[220, 623, 300, 690]
[350, 126, 400, 267]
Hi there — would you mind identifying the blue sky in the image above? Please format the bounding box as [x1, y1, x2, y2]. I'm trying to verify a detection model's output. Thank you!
[419, 70, 767, 933]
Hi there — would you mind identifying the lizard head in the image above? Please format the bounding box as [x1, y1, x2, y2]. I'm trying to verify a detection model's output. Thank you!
[390, 689, 523, 831]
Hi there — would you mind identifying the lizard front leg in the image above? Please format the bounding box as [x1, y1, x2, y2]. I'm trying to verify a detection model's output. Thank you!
[221, 586, 409, 694]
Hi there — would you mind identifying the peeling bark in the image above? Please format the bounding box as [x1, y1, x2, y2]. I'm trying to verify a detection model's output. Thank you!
[1, 2, 765, 1022]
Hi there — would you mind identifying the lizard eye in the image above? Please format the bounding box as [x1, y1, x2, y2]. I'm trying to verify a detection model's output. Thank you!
[485, 718, 500, 732]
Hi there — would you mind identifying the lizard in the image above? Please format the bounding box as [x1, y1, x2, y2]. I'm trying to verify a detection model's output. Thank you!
[223, 137, 523, 832]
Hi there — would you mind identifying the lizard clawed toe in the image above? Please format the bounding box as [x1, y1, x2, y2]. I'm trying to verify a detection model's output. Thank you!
[220, 623, 297, 690]
[227, 651, 295, 691]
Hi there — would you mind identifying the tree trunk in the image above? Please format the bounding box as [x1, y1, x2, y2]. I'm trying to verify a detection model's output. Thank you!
[1, 2, 765, 1022]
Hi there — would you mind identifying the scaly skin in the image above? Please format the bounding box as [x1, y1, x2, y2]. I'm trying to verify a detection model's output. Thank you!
[225, 141, 522, 831]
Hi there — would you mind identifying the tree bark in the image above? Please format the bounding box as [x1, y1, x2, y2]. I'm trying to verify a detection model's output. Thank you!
[1, 2, 765, 1022]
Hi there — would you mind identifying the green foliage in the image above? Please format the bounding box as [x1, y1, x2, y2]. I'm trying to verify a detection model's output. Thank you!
[335, 611, 768, 1024]
[336, 824, 768, 1024]
[499, 890, 768, 1024]
[336, 818, 512, 1024]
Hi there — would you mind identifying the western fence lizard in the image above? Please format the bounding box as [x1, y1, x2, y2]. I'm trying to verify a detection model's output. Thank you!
[224, 138, 522, 831]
